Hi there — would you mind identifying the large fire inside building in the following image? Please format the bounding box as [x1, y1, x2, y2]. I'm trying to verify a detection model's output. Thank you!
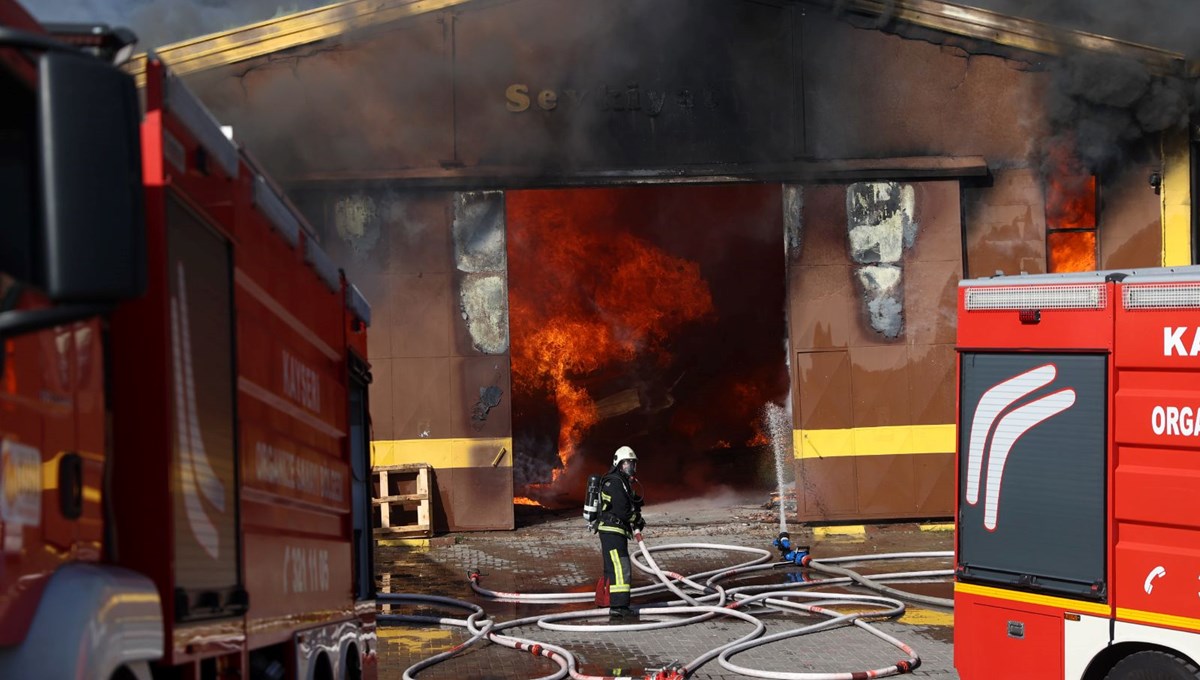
[122, 0, 1197, 529]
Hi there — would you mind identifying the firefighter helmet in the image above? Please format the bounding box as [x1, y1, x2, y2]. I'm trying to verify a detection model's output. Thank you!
[613, 445, 637, 466]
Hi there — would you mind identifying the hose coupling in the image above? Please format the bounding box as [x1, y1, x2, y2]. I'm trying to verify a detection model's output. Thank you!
[772, 531, 791, 556]
[648, 661, 686, 680]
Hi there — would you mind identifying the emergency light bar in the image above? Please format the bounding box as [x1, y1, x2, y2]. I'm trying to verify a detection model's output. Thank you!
[1123, 283, 1200, 310]
[963, 284, 1107, 311]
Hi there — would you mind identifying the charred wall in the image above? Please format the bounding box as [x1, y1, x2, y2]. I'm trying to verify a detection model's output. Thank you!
[303, 189, 515, 532]
[802, 13, 1048, 163]
[788, 181, 960, 520]
[188, 0, 798, 178]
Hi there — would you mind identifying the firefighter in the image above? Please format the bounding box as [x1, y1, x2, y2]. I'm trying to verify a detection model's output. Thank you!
[597, 445, 644, 620]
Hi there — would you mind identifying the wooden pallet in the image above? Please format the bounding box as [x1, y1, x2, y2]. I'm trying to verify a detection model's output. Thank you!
[372, 463, 432, 538]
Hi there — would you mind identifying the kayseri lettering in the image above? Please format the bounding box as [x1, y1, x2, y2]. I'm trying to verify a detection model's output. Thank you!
[505, 83, 719, 117]
[282, 349, 320, 413]
[1163, 327, 1200, 356]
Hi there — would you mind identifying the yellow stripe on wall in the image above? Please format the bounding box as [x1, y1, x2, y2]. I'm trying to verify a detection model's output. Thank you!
[955, 582, 1110, 616]
[1161, 127, 1192, 266]
[794, 424, 955, 459]
[371, 437, 513, 469]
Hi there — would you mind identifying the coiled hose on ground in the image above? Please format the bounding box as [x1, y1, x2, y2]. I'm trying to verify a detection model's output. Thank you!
[379, 531, 953, 680]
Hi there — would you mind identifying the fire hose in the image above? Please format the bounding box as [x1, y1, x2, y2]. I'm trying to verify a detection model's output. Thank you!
[380, 531, 953, 680]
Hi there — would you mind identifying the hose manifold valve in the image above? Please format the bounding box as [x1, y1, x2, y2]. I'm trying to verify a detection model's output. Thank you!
[772, 531, 809, 565]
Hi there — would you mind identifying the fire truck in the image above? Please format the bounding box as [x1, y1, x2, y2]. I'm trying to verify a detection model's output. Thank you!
[955, 267, 1200, 679]
[0, 3, 376, 678]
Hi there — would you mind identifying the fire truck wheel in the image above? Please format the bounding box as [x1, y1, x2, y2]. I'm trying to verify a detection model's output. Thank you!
[1104, 651, 1200, 679]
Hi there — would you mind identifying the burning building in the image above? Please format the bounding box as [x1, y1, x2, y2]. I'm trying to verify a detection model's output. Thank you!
[127, 0, 1197, 527]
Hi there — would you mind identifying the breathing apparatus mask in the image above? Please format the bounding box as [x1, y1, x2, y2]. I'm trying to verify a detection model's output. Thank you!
[613, 445, 638, 477]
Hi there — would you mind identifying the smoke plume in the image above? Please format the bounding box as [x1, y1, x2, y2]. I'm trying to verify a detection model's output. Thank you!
[1043, 52, 1190, 174]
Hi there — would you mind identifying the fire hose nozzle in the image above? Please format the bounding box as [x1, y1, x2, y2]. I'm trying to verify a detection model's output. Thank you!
[772, 531, 791, 555]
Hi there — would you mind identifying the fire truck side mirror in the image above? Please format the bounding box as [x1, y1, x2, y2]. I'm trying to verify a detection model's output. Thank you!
[37, 49, 146, 303]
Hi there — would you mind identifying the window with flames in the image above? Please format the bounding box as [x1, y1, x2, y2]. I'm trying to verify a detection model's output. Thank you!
[1046, 174, 1098, 273]
[1044, 141, 1098, 273]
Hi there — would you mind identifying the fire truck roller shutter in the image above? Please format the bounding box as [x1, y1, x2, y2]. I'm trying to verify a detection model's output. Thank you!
[165, 193, 242, 618]
[957, 352, 1107, 599]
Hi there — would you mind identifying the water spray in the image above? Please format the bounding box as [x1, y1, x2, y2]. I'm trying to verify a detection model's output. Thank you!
[762, 402, 793, 534]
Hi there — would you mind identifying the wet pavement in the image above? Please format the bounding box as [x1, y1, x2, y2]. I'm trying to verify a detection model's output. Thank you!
[376, 494, 959, 679]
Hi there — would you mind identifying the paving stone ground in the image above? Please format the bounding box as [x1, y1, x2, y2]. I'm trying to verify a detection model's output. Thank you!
[375, 495, 958, 680]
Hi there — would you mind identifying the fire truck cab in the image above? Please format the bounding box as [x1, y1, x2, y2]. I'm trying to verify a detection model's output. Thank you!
[956, 267, 1200, 680]
[0, 3, 376, 678]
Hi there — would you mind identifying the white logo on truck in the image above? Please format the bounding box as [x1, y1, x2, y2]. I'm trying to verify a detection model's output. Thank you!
[1144, 565, 1166, 594]
[1163, 327, 1200, 356]
[966, 364, 1076, 530]
[171, 262, 226, 560]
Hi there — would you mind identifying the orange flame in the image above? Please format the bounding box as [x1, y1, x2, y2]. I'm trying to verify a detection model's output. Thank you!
[1043, 139, 1097, 273]
[1047, 231, 1097, 273]
[1043, 140, 1096, 230]
[514, 497, 543, 506]
[508, 189, 715, 481]
[1046, 176, 1096, 230]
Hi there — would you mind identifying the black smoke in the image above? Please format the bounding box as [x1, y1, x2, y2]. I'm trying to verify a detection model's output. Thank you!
[1044, 53, 1190, 174]
[837, 0, 1198, 173]
[956, 1, 1197, 173]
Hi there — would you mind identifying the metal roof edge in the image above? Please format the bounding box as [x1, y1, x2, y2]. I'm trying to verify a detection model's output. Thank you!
[826, 0, 1187, 75]
[124, 0, 477, 86]
[123, 0, 1191, 87]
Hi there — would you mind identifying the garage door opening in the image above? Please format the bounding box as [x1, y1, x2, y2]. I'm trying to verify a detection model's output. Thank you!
[507, 183, 789, 506]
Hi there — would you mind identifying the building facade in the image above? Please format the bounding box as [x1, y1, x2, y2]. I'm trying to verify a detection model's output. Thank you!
[133, 0, 1196, 526]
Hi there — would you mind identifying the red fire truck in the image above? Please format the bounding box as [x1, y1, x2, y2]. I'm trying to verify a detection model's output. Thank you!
[0, 3, 377, 678]
[955, 267, 1200, 679]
